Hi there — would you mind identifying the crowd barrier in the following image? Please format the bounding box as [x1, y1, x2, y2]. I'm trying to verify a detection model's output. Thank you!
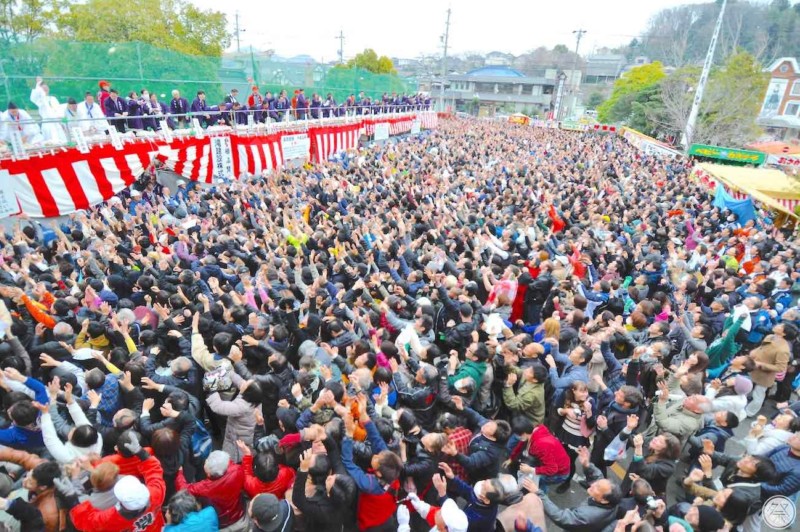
[0, 111, 438, 219]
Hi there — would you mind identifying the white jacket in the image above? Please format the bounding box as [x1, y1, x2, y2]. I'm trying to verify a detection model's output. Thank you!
[41, 402, 103, 463]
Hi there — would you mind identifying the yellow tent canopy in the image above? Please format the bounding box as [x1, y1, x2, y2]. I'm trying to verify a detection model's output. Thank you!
[693, 163, 800, 218]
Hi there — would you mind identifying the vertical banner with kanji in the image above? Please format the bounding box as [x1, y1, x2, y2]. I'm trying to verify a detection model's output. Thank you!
[211, 136, 234, 180]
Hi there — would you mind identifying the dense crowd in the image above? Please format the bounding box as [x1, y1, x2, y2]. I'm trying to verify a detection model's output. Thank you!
[0, 77, 432, 146]
[0, 119, 796, 532]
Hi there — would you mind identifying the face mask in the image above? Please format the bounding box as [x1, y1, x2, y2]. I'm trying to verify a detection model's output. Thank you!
[473, 481, 484, 500]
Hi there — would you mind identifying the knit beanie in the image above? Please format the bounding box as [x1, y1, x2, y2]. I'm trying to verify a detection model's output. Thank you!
[696, 505, 725, 531]
[733, 375, 753, 396]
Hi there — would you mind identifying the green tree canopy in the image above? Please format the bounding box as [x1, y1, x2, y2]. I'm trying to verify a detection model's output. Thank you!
[57, 0, 229, 57]
[339, 49, 397, 75]
[597, 62, 666, 123]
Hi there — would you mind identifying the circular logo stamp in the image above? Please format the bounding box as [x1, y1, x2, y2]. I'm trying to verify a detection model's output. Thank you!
[763, 495, 796, 530]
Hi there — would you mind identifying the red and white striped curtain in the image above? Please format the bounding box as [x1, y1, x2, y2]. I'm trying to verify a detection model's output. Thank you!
[0, 112, 440, 218]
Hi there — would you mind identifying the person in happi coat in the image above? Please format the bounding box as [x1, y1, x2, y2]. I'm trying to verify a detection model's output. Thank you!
[77, 92, 108, 134]
[224, 88, 239, 106]
[310, 93, 322, 119]
[296, 89, 309, 120]
[247, 86, 263, 110]
[322, 93, 336, 118]
[170, 90, 189, 128]
[273, 91, 290, 122]
[125, 92, 144, 130]
[0, 102, 42, 145]
[103, 89, 128, 133]
[191, 91, 212, 128]
[29, 76, 66, 143]
[145, 93, 170, 131]
[97, 80, 111, 112]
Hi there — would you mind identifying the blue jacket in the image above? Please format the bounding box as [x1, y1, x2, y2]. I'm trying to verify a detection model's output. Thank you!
[164, 506, 219, 532]
[448, 476, 499, 532]
[549, 352, 589, 405]
[746, 309, 773, 344]
[762, 445, 800, 498]
[341, 420, 389, 495]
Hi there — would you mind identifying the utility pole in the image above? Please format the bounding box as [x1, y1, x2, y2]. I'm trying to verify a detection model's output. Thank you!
[439, 8, 451, 113]
[567, 29, 586, 120]
[682, 0, 727, 149]
[336, 30, 345, 64]
[234, 12, 242, 53]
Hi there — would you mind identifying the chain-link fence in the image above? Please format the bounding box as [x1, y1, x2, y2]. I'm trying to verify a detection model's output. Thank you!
[0, 40, 416, 112]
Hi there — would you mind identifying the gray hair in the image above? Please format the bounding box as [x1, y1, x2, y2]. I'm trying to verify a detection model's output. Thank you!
[53, 322, 73, 338]
[420, 363, 438, 384]
[204, 450, 230, 478]
[170, 356, 193, 374]
[167, 490, 199, 525]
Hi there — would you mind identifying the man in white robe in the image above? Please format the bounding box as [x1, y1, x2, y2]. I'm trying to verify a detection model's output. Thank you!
[29, 76, 66, 144]
[76, 92, 108, 135]
[0, 102, 42, 145]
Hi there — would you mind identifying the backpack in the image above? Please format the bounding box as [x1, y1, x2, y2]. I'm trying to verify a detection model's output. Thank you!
[192, 418, 212, 462]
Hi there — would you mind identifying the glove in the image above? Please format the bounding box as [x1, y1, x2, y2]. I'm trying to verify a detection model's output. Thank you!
[396, 505, 410, 526]
[123, 436, 142, 455]
[407, 491, 431, 517]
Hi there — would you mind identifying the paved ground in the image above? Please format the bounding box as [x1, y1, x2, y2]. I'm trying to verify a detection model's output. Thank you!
[540, 398, 791, 531]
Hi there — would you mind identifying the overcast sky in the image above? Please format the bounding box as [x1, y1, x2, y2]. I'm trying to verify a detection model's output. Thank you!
[188, 0, 724, 60]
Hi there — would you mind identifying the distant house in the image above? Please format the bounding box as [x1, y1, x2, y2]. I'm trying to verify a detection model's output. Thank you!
[485, 52, 514, 67]
[757, 57, 800, 140]
[584, 54, 626, 84]
[438, 65, 556, 116]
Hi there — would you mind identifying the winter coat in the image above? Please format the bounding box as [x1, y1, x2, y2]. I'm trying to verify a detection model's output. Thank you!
[749, 335, 790, 388]
[539, 493, 618, 532]
[646, 400, 703, 446]
[448, 360, 487, 398]
[70, 455, 166, 532]
[502, 371, 545, 426]
[175, 465, 245, 528]
[163, 507, 219, 532]
[206, 392, 257, 463]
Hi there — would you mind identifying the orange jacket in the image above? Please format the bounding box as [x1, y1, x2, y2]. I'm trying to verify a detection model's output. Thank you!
[21, 295, 56, 329]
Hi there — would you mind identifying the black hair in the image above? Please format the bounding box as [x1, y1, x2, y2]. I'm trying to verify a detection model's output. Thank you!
[308, 453, 331, 485]
[329, 474, 357, 507]
[212, 332, 233, 356]
[71, 425, 99, 448]
[511, 417, 534, 436]
[493, 420, 511, 444]
[373, 417, 395, 444]
[167, 391, 189, 412]
[31, 461, 61, 489]
[9, 401, 38, 427]
[240, 381, 262, 405]
[325, 381, 345, 403]
[253, 451, 279, 483]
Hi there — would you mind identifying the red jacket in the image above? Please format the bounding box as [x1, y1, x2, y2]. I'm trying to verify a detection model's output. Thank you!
[242, 455, 296, 499]
[98, 448, 155, 478]
[70, 455, 165, 532]
[175, 465, 245, 527]
[511, 425, 570, 477]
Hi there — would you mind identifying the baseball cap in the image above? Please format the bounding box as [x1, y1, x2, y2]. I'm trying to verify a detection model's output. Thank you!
[250, 494, 289, 532]
[113, 475, 150, 511]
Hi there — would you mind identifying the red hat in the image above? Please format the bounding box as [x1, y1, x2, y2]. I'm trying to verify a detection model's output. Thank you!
[252, 86, 259, 91]
[99, 80, 110, 88]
